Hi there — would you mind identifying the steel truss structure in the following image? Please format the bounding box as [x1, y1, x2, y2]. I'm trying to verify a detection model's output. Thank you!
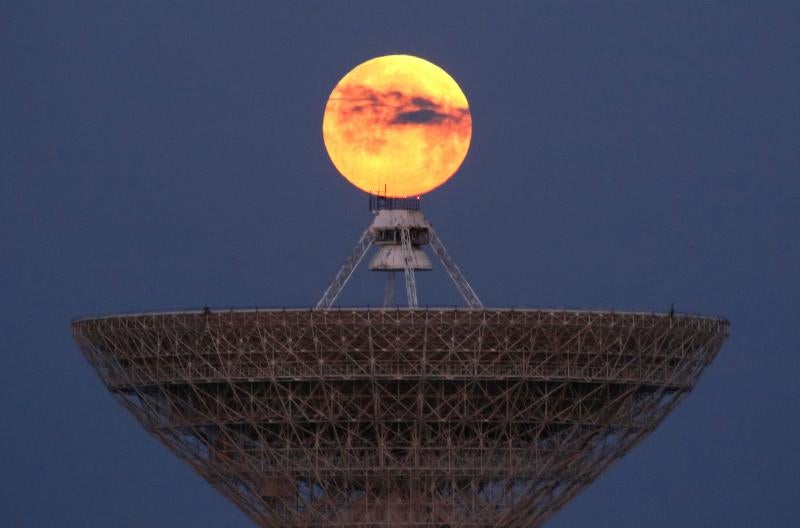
[73, 308, 728, 527]
[316, 202, 482, 310]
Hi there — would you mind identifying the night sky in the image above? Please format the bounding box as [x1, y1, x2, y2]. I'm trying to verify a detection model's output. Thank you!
[3, 2, 799, 526]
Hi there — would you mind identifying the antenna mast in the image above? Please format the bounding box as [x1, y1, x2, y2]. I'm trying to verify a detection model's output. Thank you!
[315, 196, 483, 309]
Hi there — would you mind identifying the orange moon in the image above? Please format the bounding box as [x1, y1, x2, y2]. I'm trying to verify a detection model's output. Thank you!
[322, 55, 471, 197]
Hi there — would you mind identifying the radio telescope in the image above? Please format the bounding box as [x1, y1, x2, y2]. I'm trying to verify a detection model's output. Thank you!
[73, 55, 728, 527]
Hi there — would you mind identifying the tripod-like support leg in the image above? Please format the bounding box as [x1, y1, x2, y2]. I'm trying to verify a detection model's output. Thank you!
[316, 204, 482, 310]
[316, 228, 374, 309]
[383, 272, 395, 307]
[429, 228, 483, 309]
[400, 227, 419, 307]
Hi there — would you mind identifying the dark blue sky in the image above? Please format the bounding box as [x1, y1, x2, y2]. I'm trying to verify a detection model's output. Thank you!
[3, 2, 798, 526]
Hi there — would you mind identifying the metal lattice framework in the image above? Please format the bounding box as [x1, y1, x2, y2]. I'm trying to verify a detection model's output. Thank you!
[73, 308, 728, 527]
[315, 203, 483, 310]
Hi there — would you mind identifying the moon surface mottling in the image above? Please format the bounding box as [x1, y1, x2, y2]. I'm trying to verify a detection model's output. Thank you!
[323, 55, 472, 197]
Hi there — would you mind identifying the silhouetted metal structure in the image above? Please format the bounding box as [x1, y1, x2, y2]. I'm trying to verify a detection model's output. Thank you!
[73, 196, 729, 525]
[316, 198, 481, 310]
[73, 308, 728, 527]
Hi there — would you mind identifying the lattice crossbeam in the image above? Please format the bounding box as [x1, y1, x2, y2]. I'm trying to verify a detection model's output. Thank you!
[73, 309, 727, 527]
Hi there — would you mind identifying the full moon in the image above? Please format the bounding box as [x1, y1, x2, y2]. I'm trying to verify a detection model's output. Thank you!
[322, 55, 471, 197]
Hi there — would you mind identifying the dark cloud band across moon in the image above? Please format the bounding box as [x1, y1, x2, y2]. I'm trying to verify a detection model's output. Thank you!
[331, 85, 469, 127]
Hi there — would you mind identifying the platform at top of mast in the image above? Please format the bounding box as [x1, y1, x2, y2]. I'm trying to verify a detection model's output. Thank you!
[369, 194, 422, 212]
